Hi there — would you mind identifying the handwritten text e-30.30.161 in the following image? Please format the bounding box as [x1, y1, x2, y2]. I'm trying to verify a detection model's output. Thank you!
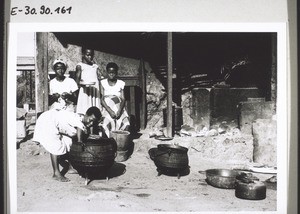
[11, 6, 72, 16]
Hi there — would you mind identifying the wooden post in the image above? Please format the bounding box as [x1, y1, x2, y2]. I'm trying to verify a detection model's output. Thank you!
[29, 70, 33, 102]
[166, 32, 173, 137]
[35, 32, 49, 115]
[270, 33, 277, 113]
[129, 86, 136, 117]
[23, 71, 27, 102]
[139, 59, 147, 129]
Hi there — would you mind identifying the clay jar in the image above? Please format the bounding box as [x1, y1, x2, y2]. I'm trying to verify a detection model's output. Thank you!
[110, 130, 131, 151]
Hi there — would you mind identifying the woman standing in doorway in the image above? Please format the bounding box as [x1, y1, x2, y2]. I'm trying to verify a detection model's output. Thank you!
[100, 62, 130, 137]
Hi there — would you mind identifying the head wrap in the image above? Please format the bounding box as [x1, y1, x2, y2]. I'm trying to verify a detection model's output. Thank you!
[52, 59, 67, 69]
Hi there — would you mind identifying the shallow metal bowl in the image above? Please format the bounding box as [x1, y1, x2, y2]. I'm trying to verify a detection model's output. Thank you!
[205, 169, 239, 189]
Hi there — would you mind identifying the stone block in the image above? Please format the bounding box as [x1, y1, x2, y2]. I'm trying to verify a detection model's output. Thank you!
[211, 87, 260, 121]
[238, 100, 275, 134]
[262, 101, 275, 118]
[191, 88, 211, 130]
[211, 88, 231, 118]
[181, 91, 194, 127]
[252, 119, 277, 167]
[238, 101, 264, 134]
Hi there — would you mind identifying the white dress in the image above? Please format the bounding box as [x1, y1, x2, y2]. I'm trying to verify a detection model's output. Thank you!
[101, 79, 125, 97]
[49, 77, 78, 95]
[32, 109, 85, 155]
[49, 77, 78, 111]
[76, 62, 101, 114]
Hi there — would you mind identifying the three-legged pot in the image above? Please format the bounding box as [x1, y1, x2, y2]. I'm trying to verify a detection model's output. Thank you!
[69, 136, 117, 185]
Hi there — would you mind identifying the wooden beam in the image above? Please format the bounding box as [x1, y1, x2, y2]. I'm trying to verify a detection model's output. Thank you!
[166, 32, 173, 137]
[35, 32, 49, 115]
[139, 59, 147, 129]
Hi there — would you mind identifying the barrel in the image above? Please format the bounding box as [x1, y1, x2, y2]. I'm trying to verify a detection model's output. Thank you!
[163, 106, 183, 132]
[69, 137, 117, 176]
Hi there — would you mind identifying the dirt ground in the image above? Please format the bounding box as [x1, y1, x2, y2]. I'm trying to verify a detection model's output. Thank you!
[17, 132, 277, 213]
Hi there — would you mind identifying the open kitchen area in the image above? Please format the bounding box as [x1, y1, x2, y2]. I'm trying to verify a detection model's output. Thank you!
[16, 32, 278, 212]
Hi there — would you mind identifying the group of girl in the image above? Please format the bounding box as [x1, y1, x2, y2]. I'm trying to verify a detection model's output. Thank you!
[49, 47, 130, 138]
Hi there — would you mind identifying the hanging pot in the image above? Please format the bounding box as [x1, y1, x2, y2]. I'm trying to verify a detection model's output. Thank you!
[205, 169, 239, 189]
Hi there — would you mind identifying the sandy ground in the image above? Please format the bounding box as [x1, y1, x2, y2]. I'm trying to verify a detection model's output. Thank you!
[17, 133, 277, 213]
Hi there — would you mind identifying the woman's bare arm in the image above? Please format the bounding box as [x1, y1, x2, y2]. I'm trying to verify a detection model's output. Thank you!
[116, 89, 125, 119]
[75, 65, 82, 86]
[76, 127, 83, 142]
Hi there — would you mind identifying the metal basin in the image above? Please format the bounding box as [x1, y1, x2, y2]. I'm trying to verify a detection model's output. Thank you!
[205, 169, 239, 189]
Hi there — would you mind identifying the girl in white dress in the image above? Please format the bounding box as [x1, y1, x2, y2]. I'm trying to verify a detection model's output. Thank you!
[75, 48, 104, 115]
[49, 59, 78, 112]
[100, 62, 130, 137]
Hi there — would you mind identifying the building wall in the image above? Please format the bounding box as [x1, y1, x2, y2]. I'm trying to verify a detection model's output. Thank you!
[47, 33, 140, 76]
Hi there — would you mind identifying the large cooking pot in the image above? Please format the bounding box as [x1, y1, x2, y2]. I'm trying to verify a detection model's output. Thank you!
[149, 144, 189, 176]
[69, 136, 117, 177]
[205, 169, 239, 189]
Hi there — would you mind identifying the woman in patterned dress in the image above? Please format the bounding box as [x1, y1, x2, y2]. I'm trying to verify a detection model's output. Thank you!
[100, 62, 130, 138]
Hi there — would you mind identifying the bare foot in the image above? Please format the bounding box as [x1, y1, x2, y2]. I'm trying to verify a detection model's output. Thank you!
[52, 175, 70, 182]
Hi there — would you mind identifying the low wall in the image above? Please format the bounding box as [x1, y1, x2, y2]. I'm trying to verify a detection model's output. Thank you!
[134, 131, 254, 165]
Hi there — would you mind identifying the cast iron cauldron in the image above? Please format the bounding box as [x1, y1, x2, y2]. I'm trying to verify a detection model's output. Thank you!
[69, 136, 117, 185]
[149, 144, 189, 178]
[205, 169, 239, 189]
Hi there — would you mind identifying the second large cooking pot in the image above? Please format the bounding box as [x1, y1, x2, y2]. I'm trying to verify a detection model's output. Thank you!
[149, 144, 189, 175]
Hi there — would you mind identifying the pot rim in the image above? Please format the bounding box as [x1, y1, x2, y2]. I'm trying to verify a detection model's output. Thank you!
[157, 144, 188, 152]
[206, 169, 239, 178]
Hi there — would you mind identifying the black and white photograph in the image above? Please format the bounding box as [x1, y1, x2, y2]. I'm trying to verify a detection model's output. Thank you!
[7, 23, 288, 213]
